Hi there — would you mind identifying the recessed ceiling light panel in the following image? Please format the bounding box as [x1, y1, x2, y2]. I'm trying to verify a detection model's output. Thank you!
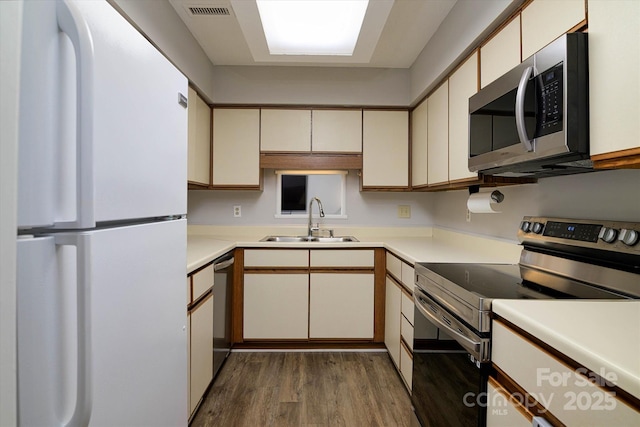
[256, 0, 369, 56]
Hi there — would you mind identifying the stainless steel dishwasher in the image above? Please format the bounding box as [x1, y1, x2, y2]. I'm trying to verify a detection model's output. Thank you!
[212, 252, 234, 378]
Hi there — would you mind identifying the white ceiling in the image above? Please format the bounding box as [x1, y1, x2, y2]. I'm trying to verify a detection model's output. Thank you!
[168, 0, 458, 68]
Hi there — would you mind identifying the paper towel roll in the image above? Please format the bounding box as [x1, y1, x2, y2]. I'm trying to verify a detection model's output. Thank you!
[467, 191, 502, 213]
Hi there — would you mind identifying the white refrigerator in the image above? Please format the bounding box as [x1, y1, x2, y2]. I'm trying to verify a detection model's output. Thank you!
[16, 1, 189, 426]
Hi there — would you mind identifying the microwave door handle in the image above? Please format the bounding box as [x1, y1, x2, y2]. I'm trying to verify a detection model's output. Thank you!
[516, 66, 535, 152]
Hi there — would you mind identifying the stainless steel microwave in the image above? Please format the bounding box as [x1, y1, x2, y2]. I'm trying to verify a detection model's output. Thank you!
[468, 33, 590, 178]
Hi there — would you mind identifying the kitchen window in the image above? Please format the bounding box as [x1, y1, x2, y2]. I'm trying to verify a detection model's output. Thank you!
[275, 170, 347, 219]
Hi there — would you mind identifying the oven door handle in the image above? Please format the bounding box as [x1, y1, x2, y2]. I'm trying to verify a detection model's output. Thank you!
[415, 293, 485, 361]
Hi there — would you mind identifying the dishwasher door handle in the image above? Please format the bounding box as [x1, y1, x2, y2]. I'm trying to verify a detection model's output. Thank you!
[214, 257, 234, 271]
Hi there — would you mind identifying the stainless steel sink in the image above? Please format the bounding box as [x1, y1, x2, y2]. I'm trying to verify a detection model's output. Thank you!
[260, 235, 358, 243]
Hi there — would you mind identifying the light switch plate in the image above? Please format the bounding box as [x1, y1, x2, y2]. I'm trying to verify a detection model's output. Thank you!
[398, 205, 411, 218]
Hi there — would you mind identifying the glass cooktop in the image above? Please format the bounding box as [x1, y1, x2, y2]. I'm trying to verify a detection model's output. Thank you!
[416, 262, 627, 301]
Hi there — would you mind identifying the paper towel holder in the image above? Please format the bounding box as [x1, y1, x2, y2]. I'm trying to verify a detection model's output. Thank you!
[468, 186, 504, 203]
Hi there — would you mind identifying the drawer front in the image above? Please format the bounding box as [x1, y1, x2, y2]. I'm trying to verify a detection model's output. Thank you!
[401, 290, 414, 325]
[492, 321, 640, 425]
[401, 315, 414, 351]
[244, 249, 308, 267]
[487, 379, 531, 427]
[311, 249, 374, 267]
[400, 343, 413, 391]
[191, 264, 214, 301]
[386, 252, 402, 280]
[401, 262, 414, 289]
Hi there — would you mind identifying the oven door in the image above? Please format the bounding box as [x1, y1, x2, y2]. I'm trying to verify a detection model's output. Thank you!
[412, 287, 491, 427]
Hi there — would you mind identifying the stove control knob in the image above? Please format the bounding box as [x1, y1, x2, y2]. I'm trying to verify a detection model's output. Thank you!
[532, 222, 544, 234]
[520, 221, 531, 233]
[599, 227, 619, 244]
[619, 229, 639, 246]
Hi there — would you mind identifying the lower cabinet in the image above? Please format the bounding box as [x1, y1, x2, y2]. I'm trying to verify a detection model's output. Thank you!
[384, 252, 415, 391]
[309, 273, 374, 339]
[491, 319, 640, 426]
[187, 263, 214, 418]
[384, 277, 414, 390]
[189, 293, 213, 415]
[384, 277, 402, 366]
[243, 273, 309, 339]
[241, 248, 379, 342]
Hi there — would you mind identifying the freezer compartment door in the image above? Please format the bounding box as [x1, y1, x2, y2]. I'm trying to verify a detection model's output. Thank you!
[18, 0, 187, 229]
[17, 219, 188, 426]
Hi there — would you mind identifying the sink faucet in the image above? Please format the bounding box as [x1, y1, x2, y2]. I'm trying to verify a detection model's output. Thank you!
[308, 197, 325, 237]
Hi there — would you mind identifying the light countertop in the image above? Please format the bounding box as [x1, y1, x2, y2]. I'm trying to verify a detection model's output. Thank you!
[186, 226, 523, 273]
[492, 299, 640, 400]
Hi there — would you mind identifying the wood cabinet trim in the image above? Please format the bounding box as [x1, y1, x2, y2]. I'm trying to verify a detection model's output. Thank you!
[260, 153, 363, 170]
[592, 147, 640, 169]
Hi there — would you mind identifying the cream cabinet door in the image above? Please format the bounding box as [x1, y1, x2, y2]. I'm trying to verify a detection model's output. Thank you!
[588, 0, 640, 156]
[211, 108, 260, 187]
[189, 293, 213, 415]
[191, 264, 213, 301]
[400, 343, 413, 391]
[312, 109, 362, 153]
[448, 52, 479, 182]
[384, 277, 402, 368]
[243, 274, 309, 339]
[187, 87, 211, 185]
[261, 109, 311, 152]
[411, 100, 429, 187]
[521, 0, 586, 60]
[309, 273, 374, 339]
[480, 16, 521, 88]
[427, 81, 449, 185]
[486, 380, 531, 427]
[362, 110, 409, 188]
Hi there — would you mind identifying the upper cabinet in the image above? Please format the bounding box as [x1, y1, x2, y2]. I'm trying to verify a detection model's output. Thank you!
[261, 109, 311, 152]
[588, 0, 640, 167]
[311, 109, 362, 153]
[521, 0, 586, 59]
[187, 87, 211, 187]
[480, 15, 521, 88]
[211, 108, 261, 189]
[411, 101, 428, 188]
[362, 110, 409, 189]
[427, 82, 449, 186]
[448, 51, 479, 182]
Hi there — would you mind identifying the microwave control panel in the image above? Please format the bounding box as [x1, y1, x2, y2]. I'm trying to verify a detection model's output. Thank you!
[537, 64, 563, 137]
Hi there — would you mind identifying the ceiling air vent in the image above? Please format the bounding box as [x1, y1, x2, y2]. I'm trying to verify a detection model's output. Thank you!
[188, 6, 231, 16]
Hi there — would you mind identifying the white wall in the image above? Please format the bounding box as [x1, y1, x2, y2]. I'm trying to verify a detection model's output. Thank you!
[188, 171, 435, 227]
[0, 1, 21, 424]
[432, 170, 640, 241]
[212, 66, 409, 106]
[109, 0, 216, 101]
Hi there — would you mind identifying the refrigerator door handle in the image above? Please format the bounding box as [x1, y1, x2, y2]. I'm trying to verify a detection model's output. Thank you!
[56, 0, 95, 229]
[55, 233, 93, 427]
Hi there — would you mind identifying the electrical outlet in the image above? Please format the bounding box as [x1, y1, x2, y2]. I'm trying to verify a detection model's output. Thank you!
[397, 205, 411, 218]
[233, 205, 241, 218]
[466, 208, 471, 222]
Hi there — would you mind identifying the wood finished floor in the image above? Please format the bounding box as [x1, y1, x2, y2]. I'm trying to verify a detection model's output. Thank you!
[190, 351, 413, 427]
